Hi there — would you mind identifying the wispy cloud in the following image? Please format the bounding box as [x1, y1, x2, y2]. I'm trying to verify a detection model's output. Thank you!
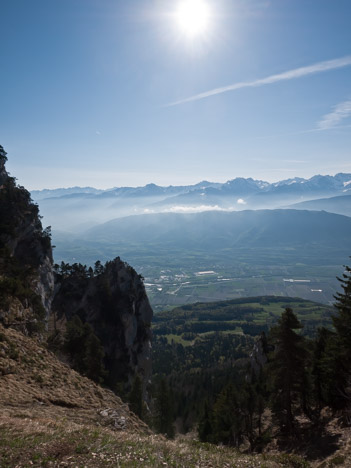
[165, 205, 226, 213]
[145, 205, 238, 214]
[317, 99, 351, 130]
[168, 55, 351, 106]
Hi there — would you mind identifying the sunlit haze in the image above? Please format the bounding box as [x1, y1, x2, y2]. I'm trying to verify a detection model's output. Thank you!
[175, 0, 211, 37]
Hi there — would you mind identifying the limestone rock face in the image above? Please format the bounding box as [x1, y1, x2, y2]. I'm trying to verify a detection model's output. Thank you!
[0, 146, 54, 332]
[52, 258, 153, 399]
[5, 213, 54, 320]
[249, 332, 269, 378]
[36, 254, 55, 318]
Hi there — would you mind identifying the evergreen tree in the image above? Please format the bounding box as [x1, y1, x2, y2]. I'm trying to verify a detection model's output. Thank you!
[83, 330, 107, 383]
[311, 327, 335, 413]
[198, 400, 213, 442]
[0, 145, 8, 162]
[154, 378, 174, 438]
[212, 383, 245, 446]
[268, 308, 308, 434]
[94, 260, 104, 276]
[63, 315, 85, 364]
[328, 263, 351, 409]
[242, 382, 257, 450]
[64, 315, 107, 383]
[58, 261, 71, 278]
[128, 374, 144, 419]
[333, 263, 351, 343]
[333, 264, 351, 364]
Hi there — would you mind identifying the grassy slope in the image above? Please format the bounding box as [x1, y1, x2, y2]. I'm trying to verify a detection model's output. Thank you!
[0, 415, 313, 468]
[0, 324, 314, 468]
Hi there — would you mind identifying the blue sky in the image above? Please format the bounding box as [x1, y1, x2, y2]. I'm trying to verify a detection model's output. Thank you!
[1, 0, 351, 189]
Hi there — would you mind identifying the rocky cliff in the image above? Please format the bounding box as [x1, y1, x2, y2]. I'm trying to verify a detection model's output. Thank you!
[52, 259, 153, 398]
[249, 332, 269, 378]
[0, 145, 153, 397]
[0, 145, 54, 332]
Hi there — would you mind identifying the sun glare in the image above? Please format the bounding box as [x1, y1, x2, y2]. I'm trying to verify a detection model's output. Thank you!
[175, 0, 211, 37]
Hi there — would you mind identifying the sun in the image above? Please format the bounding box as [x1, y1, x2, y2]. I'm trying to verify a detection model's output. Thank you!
[175, 0, 211, 37]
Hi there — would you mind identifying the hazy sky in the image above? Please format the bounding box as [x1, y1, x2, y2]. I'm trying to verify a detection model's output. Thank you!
[1, 0, 351, 189]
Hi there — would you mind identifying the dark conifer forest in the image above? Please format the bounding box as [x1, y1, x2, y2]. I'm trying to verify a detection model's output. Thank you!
[151, 268, 351, 449]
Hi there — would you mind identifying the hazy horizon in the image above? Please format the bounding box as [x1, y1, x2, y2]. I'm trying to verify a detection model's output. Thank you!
[11, 169, 351, 192]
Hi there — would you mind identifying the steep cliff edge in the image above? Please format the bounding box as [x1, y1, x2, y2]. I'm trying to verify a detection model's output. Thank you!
[0, 145, 54, 332]
[0, 145, 152, 396]
[52, 259, 153, 397]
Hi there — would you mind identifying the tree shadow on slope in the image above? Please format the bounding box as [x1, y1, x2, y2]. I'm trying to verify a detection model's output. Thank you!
[276, 421, 341, 462]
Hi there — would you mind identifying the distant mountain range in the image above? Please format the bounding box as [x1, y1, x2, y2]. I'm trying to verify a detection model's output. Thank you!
[32, 173, 351, 201]
[288, 194, 351, 217]
[31, 186, 104, 200]
[31, 173, 351, 232]
[31, 181, 221, 201]
[83, 209, 351, 250]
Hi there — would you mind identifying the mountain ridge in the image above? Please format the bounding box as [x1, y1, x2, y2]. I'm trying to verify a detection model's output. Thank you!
[30, 173, 351, 233]
[83, 209, 351, 248]
[287, 194, 351, 217]
[31, 172, 351, 201]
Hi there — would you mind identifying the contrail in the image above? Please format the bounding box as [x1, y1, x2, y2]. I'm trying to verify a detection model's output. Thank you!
[167, 55, 351, 106]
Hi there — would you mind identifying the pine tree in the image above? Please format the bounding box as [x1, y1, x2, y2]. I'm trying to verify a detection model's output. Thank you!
[333, 264, 351, 362]
[63, 315, 107, 383]
[329, 263, 351, 409]
[94, 260, 104, 276]
[242, 383, 257, 450]
[128, 375, 144, 419]
[307, 263, 351, 414]
[64, 315, 85, 365]
[212, 383, 245, 447]
[83, 330, 107, 383]
[311, 327, 335, 412]
[154, 378, 174, 438]
[198, 400, 213, 442]
[268, 308, 308, 434]
[0, 145, 7, 162]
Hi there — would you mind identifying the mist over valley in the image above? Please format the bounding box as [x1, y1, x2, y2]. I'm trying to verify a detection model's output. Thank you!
[33, 174, 351, 310]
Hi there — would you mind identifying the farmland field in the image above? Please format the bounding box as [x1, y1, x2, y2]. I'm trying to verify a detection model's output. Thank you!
[53, 232, 346, 311]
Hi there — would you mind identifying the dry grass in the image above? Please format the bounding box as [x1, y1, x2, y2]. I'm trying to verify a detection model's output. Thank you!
[0, 325, 349, 467]
[0, 409, 312, 467]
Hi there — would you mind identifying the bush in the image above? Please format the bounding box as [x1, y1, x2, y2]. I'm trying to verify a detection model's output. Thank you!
[274, 453, 310, 467]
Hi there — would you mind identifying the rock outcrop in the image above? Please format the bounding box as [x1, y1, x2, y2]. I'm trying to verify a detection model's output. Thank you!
[0, 145, 54, 332]
[52, 258, 153, 398]
[249, 332, 269, 378]
[0, 145, 153, 398]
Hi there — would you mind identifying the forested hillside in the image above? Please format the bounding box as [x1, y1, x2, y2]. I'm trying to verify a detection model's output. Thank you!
[152, 296, 333, 432]
[151, 284, 351, 464]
